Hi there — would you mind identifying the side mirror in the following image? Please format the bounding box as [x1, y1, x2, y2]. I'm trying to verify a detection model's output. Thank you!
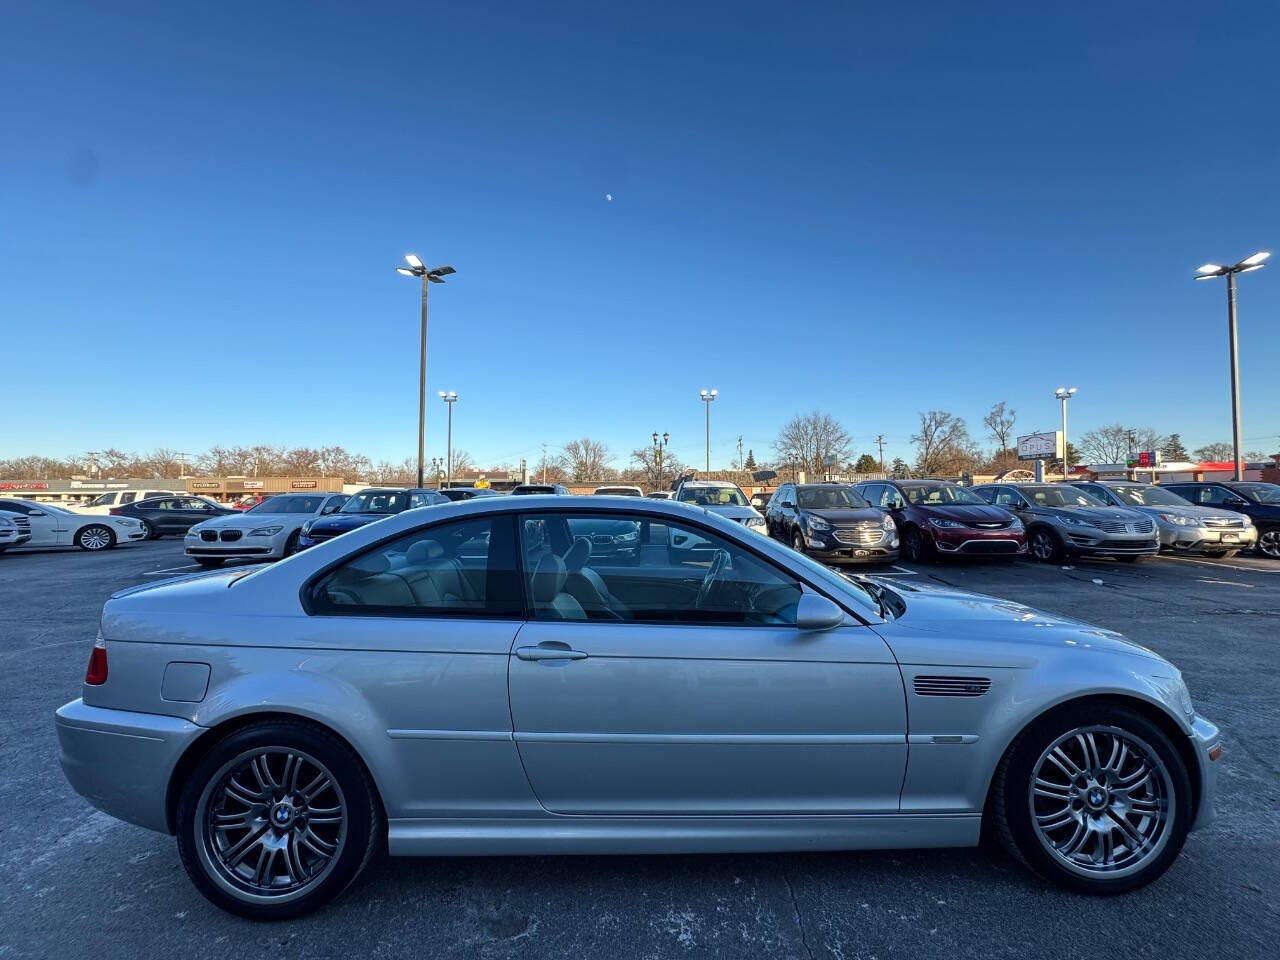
[322, 505, 338, 514]
[796, 593, 845, 631]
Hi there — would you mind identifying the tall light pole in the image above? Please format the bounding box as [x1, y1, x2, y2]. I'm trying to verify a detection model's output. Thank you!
[1054, 387, 1077, 481]
[1196, 251, 1270, 481]
[396, 254, 456, 488]
[699, 389, 717, 472]
[439, 390, 458, 487]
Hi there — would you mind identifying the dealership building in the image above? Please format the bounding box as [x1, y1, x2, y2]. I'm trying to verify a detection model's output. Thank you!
[0, 476, 345, 505]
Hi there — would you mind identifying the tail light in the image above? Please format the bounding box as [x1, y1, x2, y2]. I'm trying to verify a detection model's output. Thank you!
[108, 508, 123, 516]
[85, 638, 108, 685]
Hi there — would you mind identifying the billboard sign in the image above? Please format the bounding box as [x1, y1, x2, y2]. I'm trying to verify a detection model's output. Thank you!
[1017, 432, 1063, 461]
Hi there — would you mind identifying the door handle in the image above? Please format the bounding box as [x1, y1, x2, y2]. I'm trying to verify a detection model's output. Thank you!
[515, 643, 588, 662]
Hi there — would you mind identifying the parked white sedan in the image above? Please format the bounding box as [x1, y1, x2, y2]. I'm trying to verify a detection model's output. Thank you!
[0, 498, 147, 550]
[184, 493, 348, 566]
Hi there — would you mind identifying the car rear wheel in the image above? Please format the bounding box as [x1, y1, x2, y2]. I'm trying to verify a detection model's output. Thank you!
[177, 720, 381, 920]
[1028, 528, 1064, 563]
[282, 529, 301, 558]
[991, 702, 1191, 895]
[76, 525, 116, 551]
[1258, 527, 1280, 560]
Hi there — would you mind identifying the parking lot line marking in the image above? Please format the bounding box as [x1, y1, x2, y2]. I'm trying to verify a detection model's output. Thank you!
[1195, 578, 1253, 587]
[1164, 555, 1280, 574]
[153, 564, 204, 574]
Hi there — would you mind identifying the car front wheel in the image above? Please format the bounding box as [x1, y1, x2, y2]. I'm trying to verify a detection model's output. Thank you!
[1028, 528, 1064, 563]
[902, 526, 935, 563]
[791, 530, 807, 554]
[176, 720, 382, 919]
[76, 525, 116, 551]
[138, 519, 156, 540]
[1258, 526, 1280, 560]
[991, 702, 1191, 895]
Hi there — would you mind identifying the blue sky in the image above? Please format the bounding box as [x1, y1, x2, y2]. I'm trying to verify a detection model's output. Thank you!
[3, 1, 1278, 471]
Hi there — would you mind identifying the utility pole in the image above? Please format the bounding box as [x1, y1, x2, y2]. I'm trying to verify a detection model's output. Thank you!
[1126, 430, 1137, 459]
[541, 443, 548, 484]
[876, 435, 886, 471]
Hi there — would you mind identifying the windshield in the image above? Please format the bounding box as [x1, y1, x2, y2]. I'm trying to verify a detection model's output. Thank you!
[1108, 485, 1190, 507]
[1233, 483, 1280, 504]
[797, 486, 869, 509]
[87, 493, 114, 507]
[900, 483, 986, 506]
[678, 485, 748, 507]
[340, 490, 408, 514]
[1023, 486, 1106, 507]
[247, 495, 324, 514]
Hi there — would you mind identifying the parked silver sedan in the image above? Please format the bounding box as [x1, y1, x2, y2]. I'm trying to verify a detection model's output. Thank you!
[54, 496, 1221, 918]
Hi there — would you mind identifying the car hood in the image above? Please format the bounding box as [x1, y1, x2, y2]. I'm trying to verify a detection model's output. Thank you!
[699, 504, 762, 521]
[306, 512, 388, 535]
[914, 503, 1014, 524]
[807, 507, 884, 523]
[867, 578, 1166, 665]
[190, 512, 308, 531]
[1118, 503, 1241, 521]
[1039, 506, 1145, 523]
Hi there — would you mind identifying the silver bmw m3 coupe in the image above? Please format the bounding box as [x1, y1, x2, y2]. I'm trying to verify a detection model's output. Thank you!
[54, 496, 1222, 918]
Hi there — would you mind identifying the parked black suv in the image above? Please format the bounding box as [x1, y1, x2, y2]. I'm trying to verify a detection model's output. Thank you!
[1162, 481, 1280, 559]
[765, 483, 898, 564]
[296, 488, 449, 549]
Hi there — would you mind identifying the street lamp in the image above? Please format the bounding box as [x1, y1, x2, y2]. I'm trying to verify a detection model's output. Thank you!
[699, 389, 717, 472]
[652, 431, 669, 478]
[396, 254, 456, 487]
[1195, 251, 1270, 481]
[1054, 387, 1077, 481]
[439, 390, 458, 487]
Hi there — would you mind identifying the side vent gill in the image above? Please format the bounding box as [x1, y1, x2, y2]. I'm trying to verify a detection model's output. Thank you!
[913, 675, 992, 698]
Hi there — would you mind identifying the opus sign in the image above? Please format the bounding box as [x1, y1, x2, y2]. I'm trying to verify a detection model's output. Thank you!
[1017, 431, 1063, 461]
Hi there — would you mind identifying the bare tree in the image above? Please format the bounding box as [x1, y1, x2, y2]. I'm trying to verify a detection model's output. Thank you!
[911, 410, 979, 476]
[1079, 424, 1164, 465]
[773, 411, 853, 479]
[983, 401, 1017, 454]
[449, 449, 476, 475]
[629, 446, 687, 490]
[1192, 442, 1235, 462]
[558, 437, 613, 481]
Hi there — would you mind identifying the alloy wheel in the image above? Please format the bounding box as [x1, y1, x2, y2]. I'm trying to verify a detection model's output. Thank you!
[139, 520, 154, 540]
[1028, 725, 1174, 879]
[196, 748, 348, 903]
[1030, 531, 1057, 562]
[1259, 528, 1280, 560]
[78, 526, 113, 550]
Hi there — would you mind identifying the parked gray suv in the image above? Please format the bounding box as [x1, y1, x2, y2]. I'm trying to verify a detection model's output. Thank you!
[973, 483, 1159, 563]
[1072, 481, 1257, 558]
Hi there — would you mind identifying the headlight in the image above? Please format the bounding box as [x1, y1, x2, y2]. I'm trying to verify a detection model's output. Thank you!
[1150, 673, 1195, 719]
[745, 516, 767, 529]
[614, 530, 639, 542]
[248, 525, 284, 536]
[1007, 516, 1024, 530]
[1058, 515, 1096, 528]
[928, 517, 965, 529]
[185, 526, 201, 537]
[300, 521, 314, 537]
[1158, 513, 1199, 527]
[806, 515, 831, 531]
[880, 513, 896, 530]
[1240, 515, 1254, 527]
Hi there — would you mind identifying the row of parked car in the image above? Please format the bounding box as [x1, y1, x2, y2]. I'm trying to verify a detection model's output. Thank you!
[760, 477, 1279, 564]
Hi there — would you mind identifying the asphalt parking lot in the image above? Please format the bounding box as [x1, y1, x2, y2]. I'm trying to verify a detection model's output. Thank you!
[2, 540, 1277, 959]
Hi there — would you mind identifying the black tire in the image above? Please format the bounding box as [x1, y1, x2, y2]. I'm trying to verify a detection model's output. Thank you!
[195, 558, 223, 568]
[138, 519, 156, 540]
[990, 702, 1192, 895]
[901, 525, 935, 563]
[1257, 526, 1280, 560]
[791, 529, 807, 555]
[282, 529, 301, 558]
[1028, 527, 1065, 564]
[75, 524, 116, 551]
[176, 720, 382, 920]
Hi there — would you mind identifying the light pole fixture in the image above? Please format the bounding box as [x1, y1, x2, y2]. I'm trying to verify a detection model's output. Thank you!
[652, 431, 670, 475]
[1054, 387, 1077, 481]
[439, 390, 458, 487]
[699, 389, 717, 472]
[396, 254, 456, 488]
[1195, 251, 1270, 481]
